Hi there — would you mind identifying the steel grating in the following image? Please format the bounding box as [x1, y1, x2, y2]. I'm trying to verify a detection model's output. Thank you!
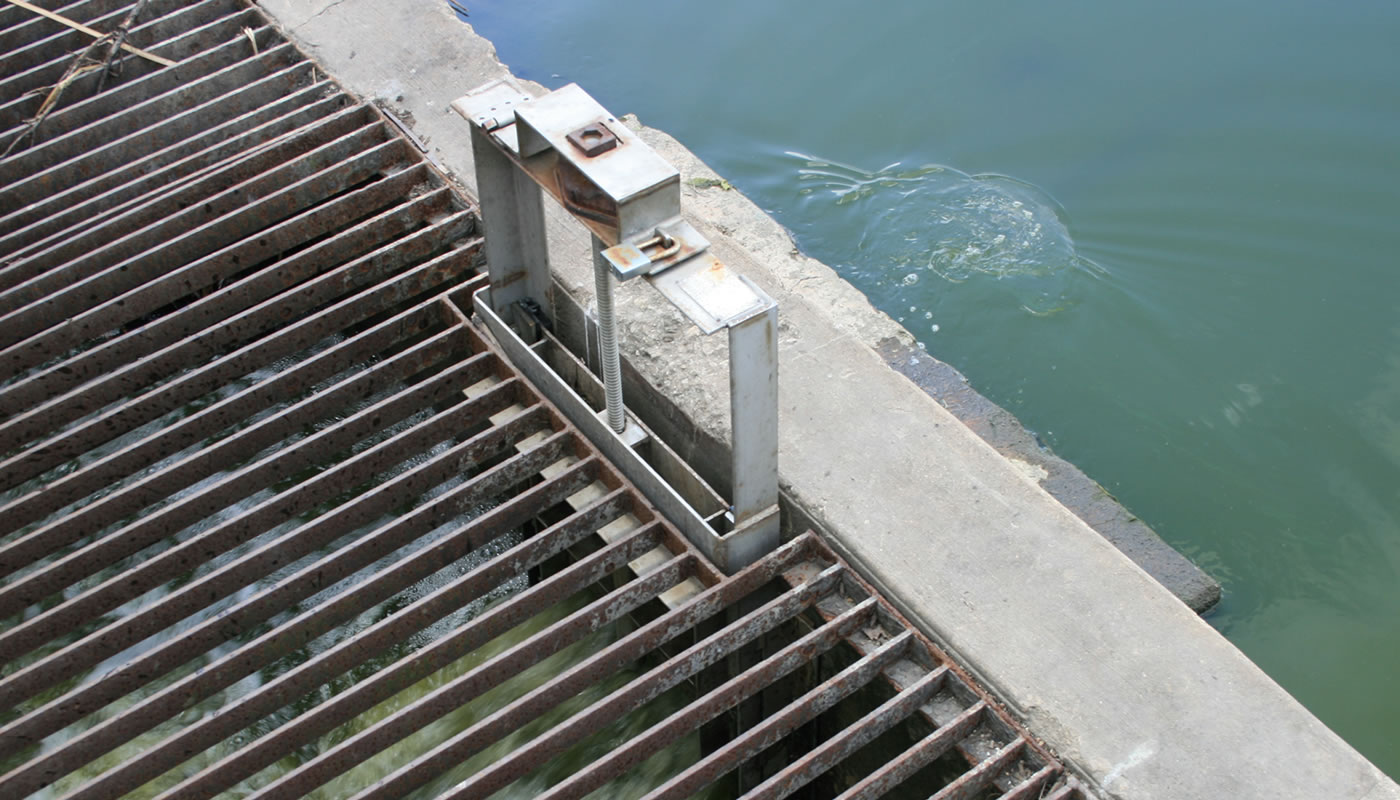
[0, 0, 1090, 798]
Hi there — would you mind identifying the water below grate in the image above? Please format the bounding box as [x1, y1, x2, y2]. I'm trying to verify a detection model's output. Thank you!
[0, 1, 1089, 797]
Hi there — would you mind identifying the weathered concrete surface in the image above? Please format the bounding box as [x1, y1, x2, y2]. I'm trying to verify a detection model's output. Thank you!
[876, 341, 1222, 612]
[257, 2, 1399, 798]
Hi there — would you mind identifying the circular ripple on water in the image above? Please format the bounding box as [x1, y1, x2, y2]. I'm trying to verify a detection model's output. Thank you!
[788, 151, 1103, 318]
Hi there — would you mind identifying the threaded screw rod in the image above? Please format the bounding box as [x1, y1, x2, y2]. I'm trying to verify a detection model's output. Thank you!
[592, 240, 626, 434]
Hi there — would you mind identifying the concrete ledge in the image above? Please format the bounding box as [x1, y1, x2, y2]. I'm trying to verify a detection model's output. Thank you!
[874, 339, 1221, 613]
[257, 2, 1398, 798]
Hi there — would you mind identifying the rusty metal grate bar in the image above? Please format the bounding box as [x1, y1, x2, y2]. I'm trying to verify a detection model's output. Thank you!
[1, 49, 320, 226]
[0, 80, 348, 257]
[1, 1, 1090, 797]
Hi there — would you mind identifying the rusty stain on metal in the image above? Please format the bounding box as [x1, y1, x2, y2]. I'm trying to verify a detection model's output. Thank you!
[739, 664, 951, 800]
[0, 2, 1089, 798]
[554, 154, 620, 226]
[785, 552, 1084, 797]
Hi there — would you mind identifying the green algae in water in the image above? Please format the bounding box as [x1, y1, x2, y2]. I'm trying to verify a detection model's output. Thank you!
[35, 584, 708, 800]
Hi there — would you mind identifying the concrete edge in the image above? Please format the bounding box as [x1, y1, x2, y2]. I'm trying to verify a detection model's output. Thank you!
[873, 338, 1221, 612]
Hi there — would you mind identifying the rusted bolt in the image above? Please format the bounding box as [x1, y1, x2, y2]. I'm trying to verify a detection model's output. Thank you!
[566, 122, 619, 157]
[636, 232, 680, 262]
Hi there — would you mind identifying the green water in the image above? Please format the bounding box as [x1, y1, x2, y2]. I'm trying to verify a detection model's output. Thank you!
[466, 0, 1400, 776]
[2, 337, 703, 798]
[17, 582, 699, 799]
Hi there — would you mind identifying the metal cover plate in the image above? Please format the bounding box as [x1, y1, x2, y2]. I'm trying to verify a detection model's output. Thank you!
[514, 83, 678, 204]
[649, 252, 773, 334]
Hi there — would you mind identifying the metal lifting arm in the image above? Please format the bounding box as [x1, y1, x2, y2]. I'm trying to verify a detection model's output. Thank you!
[452, 78, 779, 570]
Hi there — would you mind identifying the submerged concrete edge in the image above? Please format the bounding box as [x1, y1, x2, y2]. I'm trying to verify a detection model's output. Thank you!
[255, 1, 1398, 798]
[872, 339, 1221, 613]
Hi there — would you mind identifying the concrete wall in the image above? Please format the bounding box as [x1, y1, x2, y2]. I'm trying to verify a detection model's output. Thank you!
[256, 2, 1399, 798]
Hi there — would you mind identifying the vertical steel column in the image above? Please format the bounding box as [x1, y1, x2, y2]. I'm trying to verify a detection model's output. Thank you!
[729, 305, 779, 528]
[468, 123, 551, 326]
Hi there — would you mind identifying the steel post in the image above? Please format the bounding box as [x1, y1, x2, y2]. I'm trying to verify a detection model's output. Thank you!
[469, 122, 551, 328]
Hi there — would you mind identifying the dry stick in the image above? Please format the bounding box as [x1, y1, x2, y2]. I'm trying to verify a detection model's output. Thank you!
[2, 49, 105, 156]
[2, 0, 176, 156]
[1, 0, 174, 66]
[95, 0, 153, 93]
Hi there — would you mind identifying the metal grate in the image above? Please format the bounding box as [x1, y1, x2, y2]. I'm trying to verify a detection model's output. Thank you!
[1, 1, 1089, 798]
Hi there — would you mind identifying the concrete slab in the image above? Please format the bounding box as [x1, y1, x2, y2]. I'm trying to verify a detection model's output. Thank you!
[875, 339, 1222, 613]
[256, 1, 1398, 797]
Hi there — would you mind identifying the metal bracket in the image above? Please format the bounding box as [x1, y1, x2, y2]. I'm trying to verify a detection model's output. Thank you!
[453, 78, 779, 571]
[456, 79, 533, 132]
[600, 219, 709, 280]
